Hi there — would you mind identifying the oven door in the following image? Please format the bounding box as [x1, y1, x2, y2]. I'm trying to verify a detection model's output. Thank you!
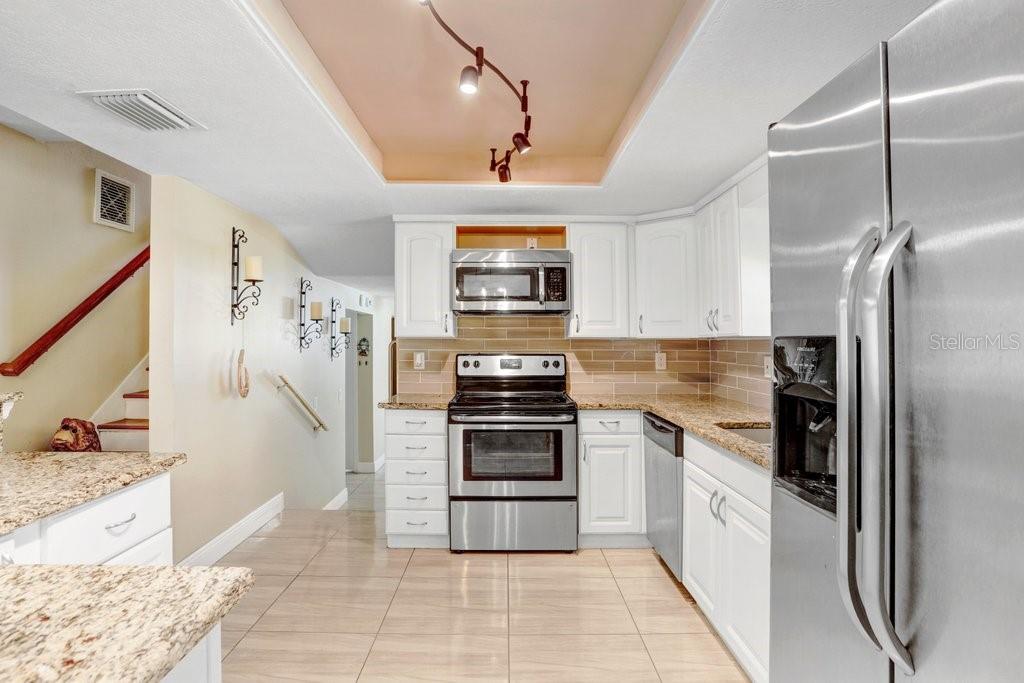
[452, 263, 544, 313]
[449, 419, 577, 498]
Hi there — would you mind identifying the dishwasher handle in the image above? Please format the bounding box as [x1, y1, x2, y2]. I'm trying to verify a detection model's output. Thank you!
[643, 412, 684, 457]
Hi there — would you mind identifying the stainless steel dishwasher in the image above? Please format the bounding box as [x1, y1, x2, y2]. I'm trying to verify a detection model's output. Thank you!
[643, 412, 684, 581]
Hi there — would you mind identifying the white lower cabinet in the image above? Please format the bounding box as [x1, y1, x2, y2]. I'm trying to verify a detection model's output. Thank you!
[384, 409, 449, 548]
[681, 445, 770, 683]
[105, 527, 174, 566]
[578, 411, 645, 542]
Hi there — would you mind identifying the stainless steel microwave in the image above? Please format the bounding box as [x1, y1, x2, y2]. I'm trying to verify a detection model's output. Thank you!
[451, 249, 571, 314]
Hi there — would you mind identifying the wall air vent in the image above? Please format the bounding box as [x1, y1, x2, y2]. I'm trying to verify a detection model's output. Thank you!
[93, 169, 135, 232]
[78, 89, 203, 131]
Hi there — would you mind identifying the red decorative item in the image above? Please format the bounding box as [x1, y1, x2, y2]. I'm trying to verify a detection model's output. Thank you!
[50, 418, 102, 452]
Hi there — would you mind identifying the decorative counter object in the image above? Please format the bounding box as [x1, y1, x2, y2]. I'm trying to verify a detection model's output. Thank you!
[49, 418, 102, 452]
[0, 391, 23, 455]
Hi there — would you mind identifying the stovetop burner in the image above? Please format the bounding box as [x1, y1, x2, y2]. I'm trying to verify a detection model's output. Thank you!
[449, 354, 575, 413]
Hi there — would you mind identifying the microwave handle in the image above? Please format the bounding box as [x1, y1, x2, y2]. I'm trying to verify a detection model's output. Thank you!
[538, 265, 546, 305]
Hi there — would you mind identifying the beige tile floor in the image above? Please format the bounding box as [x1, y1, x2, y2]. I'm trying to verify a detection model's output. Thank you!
[218, 470, 747, 682]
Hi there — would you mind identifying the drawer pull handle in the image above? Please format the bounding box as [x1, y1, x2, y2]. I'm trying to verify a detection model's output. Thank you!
[105, 513, 137, 531]
[405, 446, 428, 450]
[405, 420, 427, 425]
[405, 470, 428, 475]
[599, 420, 621, 426]
[406, 521, 429, 526]
[406, 496, 429, 501]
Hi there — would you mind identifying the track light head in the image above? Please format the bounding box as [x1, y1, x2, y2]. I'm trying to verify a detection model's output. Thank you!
[512, 132, 531, 155]
[497, 163, 511, 183]
[459, 65, 479, 94]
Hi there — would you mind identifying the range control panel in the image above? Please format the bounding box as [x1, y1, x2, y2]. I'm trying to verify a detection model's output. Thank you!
[455, 354, 566, 377]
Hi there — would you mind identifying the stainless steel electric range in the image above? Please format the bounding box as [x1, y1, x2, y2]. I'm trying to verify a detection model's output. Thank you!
[448, 354, 578, 551]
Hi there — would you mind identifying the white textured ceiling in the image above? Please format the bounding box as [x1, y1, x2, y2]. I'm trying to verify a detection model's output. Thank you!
[0, 0, 934, 294]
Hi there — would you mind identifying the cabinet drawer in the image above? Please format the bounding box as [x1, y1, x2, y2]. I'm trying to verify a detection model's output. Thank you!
[386, 410, 447, 435]
[580, 410, 642, 434]
[385, 459, 448, 485]
[42, 474, 171, 565]
[386, 510, 449, 535]
[683, 434, 770, 511]
[386, 485, 448, 511]
[386, 434, 446, 460]
[105, 528, 173, 566]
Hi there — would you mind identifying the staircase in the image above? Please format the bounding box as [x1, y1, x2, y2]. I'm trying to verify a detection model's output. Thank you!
[96, 371, 149, 451]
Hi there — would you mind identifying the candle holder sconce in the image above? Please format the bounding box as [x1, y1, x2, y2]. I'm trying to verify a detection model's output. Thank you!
[231, 227, 264, 325]
[298, 278, 324, 351]
[329, 298, 351, 360]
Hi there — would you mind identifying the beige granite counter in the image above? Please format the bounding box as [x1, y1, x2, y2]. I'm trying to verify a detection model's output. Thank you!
[0, 451, 186, 536]
[574, 394, 772, 469]
[379, 393, 452, 410]
[0, 564, 253, 681]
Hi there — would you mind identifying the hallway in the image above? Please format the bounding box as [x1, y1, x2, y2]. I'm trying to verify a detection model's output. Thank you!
[216, 468, 746, 681]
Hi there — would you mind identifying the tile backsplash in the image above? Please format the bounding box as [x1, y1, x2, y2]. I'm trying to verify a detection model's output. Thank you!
[396, 315, 772, 408]
[708, 338, 772, 409]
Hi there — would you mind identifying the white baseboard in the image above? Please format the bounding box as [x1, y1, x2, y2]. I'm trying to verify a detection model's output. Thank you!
[387, 534, 449, 549]
[578, 533, 653, 549]
[355, 454, 385, 473]
[179, 492, 284, 566]
[323, 487, 349, 510]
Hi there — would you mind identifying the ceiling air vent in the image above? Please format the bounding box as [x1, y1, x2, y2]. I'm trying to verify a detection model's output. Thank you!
[93, 169, 135, 232]
[78, 89, 203, 131]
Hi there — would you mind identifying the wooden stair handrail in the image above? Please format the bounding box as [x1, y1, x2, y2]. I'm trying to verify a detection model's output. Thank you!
[0, 246, 150, 377]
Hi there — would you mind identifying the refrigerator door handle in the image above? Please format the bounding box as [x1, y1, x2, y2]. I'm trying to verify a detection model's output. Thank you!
[860, 221, 915, 676]
[836, 227, 882, 650]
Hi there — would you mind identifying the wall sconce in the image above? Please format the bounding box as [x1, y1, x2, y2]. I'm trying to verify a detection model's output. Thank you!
[231, 227, 263, 325]
[298, 278, 324, 350]
[329, 298, 351, 360]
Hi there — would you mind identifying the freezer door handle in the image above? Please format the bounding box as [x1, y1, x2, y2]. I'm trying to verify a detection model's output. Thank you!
[835, 227, 882, 650]
[860, 221, 915, 676]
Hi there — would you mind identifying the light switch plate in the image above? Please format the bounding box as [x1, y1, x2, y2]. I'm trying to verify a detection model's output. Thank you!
[763, 356, 772, 378]
[414, 351, 426, 370]
[655, 352, 667, 371]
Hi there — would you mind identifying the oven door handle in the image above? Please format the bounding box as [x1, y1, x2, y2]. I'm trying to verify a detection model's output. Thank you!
[450, 414, 575, 423]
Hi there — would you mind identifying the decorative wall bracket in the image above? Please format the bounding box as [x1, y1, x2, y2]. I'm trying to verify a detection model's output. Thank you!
[298, 278, 324, 351]
[329, 298, 351, 360]
[231, 227, 264, 325]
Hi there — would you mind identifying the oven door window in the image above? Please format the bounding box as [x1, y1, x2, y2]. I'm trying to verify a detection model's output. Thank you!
[456, 267, 539, 302]
[463, 429, 563, 481]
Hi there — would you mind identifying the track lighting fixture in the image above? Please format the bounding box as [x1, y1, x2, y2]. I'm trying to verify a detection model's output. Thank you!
[418, 0, 534, 182]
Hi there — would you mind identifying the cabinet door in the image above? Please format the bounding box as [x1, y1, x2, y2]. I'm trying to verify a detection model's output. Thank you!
[681, 460, 721, 617]
[737, 166, 771, 337]
[568, 223, 630, 338]
[0, 522, 41, 565]
[579, 435, 644, 534]
[694, 205, 716, 337]
[633, 217, 698, 338]
[711, 186, 742, 336]
[395, 222, 455, 338]
[719, 486, 771, 682]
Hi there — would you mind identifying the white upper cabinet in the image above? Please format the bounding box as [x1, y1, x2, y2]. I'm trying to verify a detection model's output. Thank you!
[568, 223, 630, 338]
[395, 222, 455, 338]
[632, 217, 699, 338]
[695, 165, 770, 338]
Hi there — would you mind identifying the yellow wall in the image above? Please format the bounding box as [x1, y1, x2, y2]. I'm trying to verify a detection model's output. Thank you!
[0, 124, 150, 451]
[148, 176, 374, 561]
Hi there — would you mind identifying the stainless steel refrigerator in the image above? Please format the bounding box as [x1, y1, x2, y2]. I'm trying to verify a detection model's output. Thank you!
[768, 0, 1024, 680]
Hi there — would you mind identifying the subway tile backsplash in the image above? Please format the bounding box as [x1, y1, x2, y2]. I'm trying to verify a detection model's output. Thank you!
[396, 316, 771, 409]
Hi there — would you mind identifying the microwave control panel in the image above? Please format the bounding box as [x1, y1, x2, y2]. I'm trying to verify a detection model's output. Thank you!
[545, 267, 568, 302]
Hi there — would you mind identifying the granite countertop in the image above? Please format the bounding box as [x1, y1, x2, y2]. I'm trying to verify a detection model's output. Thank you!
[573, 394, 772, 469]
[0, 564, 253, 681]
[379, 393, 452, 410]
[0, 451, 186, 536]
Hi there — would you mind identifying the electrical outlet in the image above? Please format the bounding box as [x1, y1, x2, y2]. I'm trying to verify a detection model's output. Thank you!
[763, 356, 772, 378]
[526, 237, 539, 249]
[414, 351, 426, 370]
[655, 352, 667, 371]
